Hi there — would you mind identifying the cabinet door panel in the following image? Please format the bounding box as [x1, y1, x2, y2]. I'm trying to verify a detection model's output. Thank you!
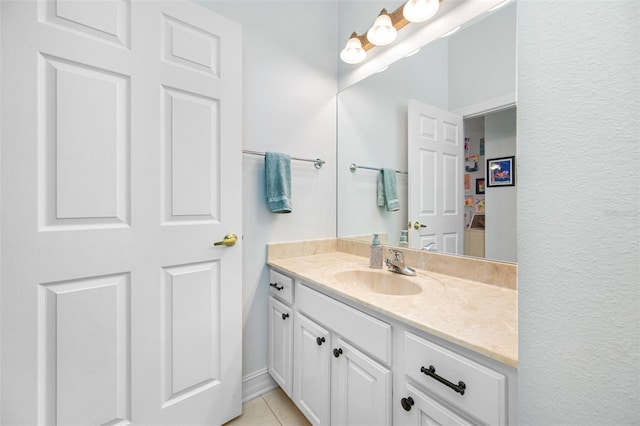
[268, 296, 293, 397]
[396, 383, 473, 426]
[294, 313, 330, 426]
[332, 338, 391, 426]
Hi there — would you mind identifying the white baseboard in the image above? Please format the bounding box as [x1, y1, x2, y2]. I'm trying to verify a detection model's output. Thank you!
[242, 368, 278, 403]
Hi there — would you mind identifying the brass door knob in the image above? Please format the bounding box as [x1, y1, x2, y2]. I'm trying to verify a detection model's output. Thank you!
[413, 222, 426, 230]
[213, 233, 238, 247]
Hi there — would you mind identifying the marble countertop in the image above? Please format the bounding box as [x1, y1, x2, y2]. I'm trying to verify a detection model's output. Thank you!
[267, 251, 518, 367]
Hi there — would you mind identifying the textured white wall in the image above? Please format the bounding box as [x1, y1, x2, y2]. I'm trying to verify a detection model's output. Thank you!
[518, 1, 639, 424]
[197, 1, 338, 378]
[484, 108, 517, 263]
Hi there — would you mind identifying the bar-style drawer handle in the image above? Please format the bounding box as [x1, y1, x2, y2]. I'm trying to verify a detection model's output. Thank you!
[269, 283, 284, 291]
[420, 365, 466, 395]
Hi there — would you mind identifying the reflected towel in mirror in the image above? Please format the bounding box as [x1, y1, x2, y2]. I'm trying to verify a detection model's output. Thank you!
[377, 168, 400, 212]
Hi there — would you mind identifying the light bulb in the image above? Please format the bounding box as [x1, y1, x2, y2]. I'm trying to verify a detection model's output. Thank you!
[340, 33, 366, 64]
[403, 0, 440, 23]
[366, 10, 397, 46]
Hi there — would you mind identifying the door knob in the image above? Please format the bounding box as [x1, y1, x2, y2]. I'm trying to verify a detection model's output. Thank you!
[213, 233, 238, 247]
[413, 221, 426, 230]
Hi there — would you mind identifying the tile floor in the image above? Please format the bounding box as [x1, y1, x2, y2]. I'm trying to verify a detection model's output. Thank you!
[224, 387, 311, 426]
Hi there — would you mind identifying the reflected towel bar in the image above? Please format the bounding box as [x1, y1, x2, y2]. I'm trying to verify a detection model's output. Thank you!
[349, 162, 408, 175]
[243, 149, 325, 169]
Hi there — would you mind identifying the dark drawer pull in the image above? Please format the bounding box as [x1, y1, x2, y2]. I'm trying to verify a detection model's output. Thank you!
[420, 365, 466, 395]
[316, 337, 326, 346]
[333, 348, 343, 358]
[281, 313, 289, 320]
[270, 282, 284, 291]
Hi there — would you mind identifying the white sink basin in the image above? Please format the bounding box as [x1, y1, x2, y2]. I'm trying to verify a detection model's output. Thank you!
[334, 270, 422, 296]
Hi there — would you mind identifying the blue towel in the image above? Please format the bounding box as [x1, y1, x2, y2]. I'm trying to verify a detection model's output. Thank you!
[377, 172, 385, 207]
[379, 169, 399, 212]
[265, 152, 292, 213]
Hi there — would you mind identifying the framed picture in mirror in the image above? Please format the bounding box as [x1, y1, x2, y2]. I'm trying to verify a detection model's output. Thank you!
[487, 156, 515, 187]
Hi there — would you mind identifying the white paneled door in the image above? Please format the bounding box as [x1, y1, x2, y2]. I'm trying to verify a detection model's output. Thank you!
[408, 99, 464, 254]
[1, 1, 242, 425]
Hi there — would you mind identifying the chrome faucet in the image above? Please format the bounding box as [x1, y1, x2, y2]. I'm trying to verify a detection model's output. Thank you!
[385, 249, 416, 276]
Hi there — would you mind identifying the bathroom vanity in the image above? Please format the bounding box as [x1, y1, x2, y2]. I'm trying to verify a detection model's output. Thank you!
[266, 241, 517, 426]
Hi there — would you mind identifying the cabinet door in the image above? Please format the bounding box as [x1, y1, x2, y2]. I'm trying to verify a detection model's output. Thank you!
[294, 313, 331, 426]
[396, 382, 473, 426]
[268, 296, 293, 397]
[332, 338, 391, 426]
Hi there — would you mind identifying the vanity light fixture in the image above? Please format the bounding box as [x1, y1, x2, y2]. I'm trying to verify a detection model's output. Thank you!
[339, 32, 367, 64]
[340, 0, 443, 64]
[367, 9, 398, 46]
[403, 0, 440, 23]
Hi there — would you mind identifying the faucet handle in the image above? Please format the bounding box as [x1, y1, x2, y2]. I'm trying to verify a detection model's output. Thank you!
[388, 248, 403, 261]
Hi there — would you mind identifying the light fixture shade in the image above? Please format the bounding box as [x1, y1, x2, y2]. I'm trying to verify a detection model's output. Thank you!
[340, 35, 366, 64]
[403, 0, 440, 23]
[366, 13, 397, 46]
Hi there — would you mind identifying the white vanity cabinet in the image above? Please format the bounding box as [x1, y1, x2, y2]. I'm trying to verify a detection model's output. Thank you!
[294, 282, 392, 426]
[268, 296, 293, 397]
[396, 382, 473, 426]
[267, 267, 517, 426]
[293, 312, 331, 425]
[331, 338, 392, 426]
[268, 270, 295, 397]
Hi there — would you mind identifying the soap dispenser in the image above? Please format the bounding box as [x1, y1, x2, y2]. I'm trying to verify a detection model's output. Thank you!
[370, 233, 382, 269]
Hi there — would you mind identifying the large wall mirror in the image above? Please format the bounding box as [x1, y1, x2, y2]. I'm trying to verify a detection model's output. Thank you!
[337, 1, 517, 263]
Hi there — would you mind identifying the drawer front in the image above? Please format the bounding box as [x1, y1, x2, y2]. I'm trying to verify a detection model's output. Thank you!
[296, 283, 391, 364]
[269, 269, 293, 304]
[404, 332, 506, 425]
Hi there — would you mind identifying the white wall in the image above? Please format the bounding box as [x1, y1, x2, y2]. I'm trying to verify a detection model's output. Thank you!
[484, 108, 517, 262]
[448, 3, 516, 112]
[197, 1, 338, 379]
[518, 1, 639, 424]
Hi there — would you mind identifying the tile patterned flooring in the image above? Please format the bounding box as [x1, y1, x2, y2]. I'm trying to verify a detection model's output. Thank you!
[224, 387, 311, 426]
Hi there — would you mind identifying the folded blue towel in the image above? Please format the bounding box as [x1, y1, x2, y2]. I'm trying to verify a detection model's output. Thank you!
[379, 168, 399, 212]
[265, 152, 292, 213]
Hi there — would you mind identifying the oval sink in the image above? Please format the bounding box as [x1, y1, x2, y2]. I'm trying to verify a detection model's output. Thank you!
[334, 270, 422, 296]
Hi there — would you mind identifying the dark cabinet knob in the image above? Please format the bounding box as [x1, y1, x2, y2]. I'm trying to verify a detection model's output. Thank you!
[281, 313, 289, 320]
[333, 348, 343, 358]
[316, 337, 326, 346]
[270, 283, 284, 291]
[401, 397, 415, 412]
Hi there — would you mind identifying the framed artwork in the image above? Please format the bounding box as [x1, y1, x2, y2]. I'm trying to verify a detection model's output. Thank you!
[464, 173, 470, 191]
[465, 195, 475, 207]
[475, 198, 485, 213]
[476, 178, 485, 194]
[479, 138, 485, 156]
[487, 156, 515, 187]
[465, 154, 479, 172]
